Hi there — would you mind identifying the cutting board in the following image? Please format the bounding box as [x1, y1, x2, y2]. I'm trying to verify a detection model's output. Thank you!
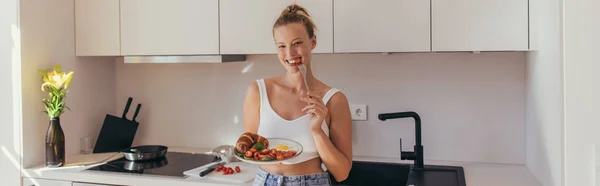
[184, 162, 259, 184]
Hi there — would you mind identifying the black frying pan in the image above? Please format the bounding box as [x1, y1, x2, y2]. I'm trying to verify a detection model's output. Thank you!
[123, 156, 168, 171]
[122, 145, 168, 161]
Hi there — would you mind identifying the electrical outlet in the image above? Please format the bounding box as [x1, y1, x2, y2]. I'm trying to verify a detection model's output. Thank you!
[350, 104, 367, 121]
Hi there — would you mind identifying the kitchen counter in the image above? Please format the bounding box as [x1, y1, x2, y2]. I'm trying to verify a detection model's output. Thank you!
[22, 146, 541, 186]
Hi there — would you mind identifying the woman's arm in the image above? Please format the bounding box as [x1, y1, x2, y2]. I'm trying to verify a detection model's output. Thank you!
[243, 81, 261, 133]
[303, 92, 353, 182]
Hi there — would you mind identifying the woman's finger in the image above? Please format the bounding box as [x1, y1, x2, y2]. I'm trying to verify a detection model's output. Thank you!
[302, 104, 321, 112]
[306, 91, 321, 98]
[302, 104, 326, 112]
[303, 105, 327, 117]
[301, 96, 326, 108]
[306, 108, 324, 118]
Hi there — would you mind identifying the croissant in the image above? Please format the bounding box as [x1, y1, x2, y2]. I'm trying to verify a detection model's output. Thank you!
[235, 132, 269, 153]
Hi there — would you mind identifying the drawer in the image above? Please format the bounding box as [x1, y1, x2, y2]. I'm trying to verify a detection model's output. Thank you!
[22, 178, 71, 186]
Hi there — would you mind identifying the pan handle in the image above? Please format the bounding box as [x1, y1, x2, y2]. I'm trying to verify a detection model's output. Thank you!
[122, 97, 133, 119]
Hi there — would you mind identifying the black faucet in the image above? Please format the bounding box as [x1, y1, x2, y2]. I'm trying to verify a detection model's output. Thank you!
[378, 111, 424, 169]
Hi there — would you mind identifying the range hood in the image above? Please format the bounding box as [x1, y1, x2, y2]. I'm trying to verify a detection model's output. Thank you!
[120, 55, 246, 63]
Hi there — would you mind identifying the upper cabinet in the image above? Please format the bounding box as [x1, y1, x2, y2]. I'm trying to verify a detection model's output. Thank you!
[333, 0, 431, 53]
[219, 0, 333, 54]
[73, 0, 531, 56]
[120, 0, 220, 55]
[431, 0, 529, 51]
[75, 0, 120, 56]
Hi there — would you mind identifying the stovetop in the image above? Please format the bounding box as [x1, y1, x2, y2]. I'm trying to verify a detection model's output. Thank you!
[86, 152, 220, 178]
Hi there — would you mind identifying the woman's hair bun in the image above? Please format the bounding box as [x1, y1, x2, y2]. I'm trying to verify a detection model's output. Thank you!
[274, 3, 317, 38]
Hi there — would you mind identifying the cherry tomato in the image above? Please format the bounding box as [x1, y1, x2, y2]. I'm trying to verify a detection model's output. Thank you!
[216, 166, 222, 172]
[276, 155, 284, 160]
[235, 166, 241, 173]
[260, 149, 271, 155]
[245, 151, 253, 158]
[249, 148, 257, 153]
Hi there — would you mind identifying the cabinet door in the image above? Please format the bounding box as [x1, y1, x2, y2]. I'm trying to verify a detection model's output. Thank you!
[120, 0, 220, 55]
[22, 178, 71, 186]
[432, 0, 529, 51]
[220, 0, 333, 54]
[333, 0, 431, 53]
[73, 182, 113, 186]
[75, 0, 120, 56]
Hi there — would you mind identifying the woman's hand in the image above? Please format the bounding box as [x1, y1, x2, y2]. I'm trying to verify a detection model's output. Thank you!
[300, 91, 328, 133]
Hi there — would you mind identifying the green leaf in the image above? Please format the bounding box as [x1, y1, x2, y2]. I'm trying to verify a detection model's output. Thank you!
[261, 156, 274, 161]
[251, 143, 264, 151]
[53, 64, 61, 72]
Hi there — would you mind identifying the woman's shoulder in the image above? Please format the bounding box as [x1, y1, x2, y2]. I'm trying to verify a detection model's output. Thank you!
[245, 77, 278, 94]
[317, 81, 348, 105]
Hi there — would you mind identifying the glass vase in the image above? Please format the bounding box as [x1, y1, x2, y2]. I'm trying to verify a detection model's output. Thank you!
[45, 117, 65, 167]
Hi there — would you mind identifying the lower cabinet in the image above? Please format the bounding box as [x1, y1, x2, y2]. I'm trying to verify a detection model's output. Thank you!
[22, 178, 71, 186]
[22, 178, 115, 186]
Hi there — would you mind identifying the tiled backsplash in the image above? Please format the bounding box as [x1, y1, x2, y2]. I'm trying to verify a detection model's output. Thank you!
[115, 52, 526, 164]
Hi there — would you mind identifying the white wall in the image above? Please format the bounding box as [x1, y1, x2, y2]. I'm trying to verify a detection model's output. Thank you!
[525, 0, 564, 185]
[563, 0, 600, 185]
[116, 52, 527, 164]
[0, 0, 23, 185]
[20, 0, 117, 168]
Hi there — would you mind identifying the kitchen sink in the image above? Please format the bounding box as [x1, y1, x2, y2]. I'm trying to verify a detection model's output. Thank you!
[330, 161, 411, 186]
[330, 161, 466, 186]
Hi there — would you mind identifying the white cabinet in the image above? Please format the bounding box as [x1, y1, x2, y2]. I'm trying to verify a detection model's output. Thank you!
[73, 182, 113, 186]
[431, 0, 529, 51]
[75, 0, 120, 56]
[120, 0, 220, 55]
[73, 0, 531, 55]
[219, 0, 333, 54]
[333, 0, 431, 53]
[22, 178, 71, 186]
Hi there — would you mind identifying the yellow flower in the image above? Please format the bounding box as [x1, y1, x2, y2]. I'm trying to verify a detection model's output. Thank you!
[40, 65, 74, 91]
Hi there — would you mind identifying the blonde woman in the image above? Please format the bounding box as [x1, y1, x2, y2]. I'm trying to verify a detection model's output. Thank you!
[242, 3, 353, 186]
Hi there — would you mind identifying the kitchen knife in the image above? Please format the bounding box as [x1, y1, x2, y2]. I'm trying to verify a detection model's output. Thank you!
[199, 162, 226, 177]
[132, 104, 141, 122]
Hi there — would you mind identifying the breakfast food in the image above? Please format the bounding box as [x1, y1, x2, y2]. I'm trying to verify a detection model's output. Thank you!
[235, 132, 269, 154]
[216, 165, 242, 175]
[216, 165, 240, 175]
[234, 132, 298, 161]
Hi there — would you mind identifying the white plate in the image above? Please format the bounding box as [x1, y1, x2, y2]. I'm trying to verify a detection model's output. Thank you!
[234, 138, 303, 165]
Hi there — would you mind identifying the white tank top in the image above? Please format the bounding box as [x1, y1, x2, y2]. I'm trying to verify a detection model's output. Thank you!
[256, 79, 340, 167]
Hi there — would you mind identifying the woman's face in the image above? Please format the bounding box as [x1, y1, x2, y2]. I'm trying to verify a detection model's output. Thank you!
[273, 23, 316, 73]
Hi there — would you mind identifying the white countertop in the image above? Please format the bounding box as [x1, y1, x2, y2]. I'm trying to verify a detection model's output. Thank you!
[23, 146, 541, 186]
